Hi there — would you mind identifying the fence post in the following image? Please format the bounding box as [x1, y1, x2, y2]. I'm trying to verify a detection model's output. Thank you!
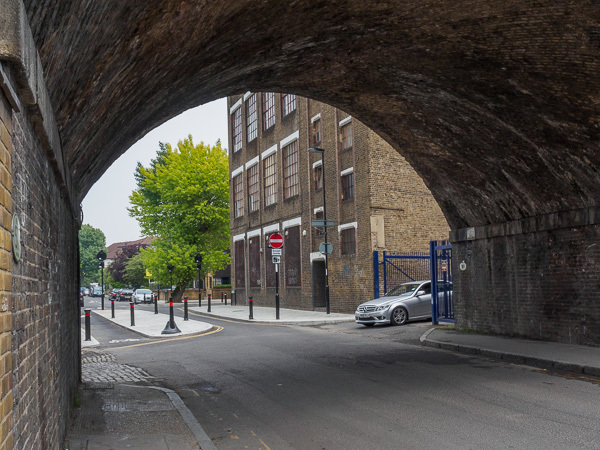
[430, 240, 438, 325]
[383, 251, 387, 295]
[373, 250, 379, 299]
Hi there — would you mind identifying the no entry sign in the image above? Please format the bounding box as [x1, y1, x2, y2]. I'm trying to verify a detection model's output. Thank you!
[269, 233, 284, 249]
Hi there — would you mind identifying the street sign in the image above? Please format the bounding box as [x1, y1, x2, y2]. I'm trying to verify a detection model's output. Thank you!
[311, 219, 334, 228]
[269, 233, 284, 249]
[272, 256, 281, 264]
[319, 242, 333, 255]
[272, 248, 282, 256]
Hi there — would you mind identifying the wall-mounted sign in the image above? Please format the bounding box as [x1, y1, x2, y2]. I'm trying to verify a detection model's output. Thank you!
[272, 256, 281, 264]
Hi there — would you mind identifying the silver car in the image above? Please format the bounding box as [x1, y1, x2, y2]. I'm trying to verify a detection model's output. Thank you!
[355, 280, 433, 326]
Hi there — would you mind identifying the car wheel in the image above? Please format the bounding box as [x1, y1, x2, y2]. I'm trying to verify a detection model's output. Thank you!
[390, 306, 408, 325]
[362, 323, 375, 327]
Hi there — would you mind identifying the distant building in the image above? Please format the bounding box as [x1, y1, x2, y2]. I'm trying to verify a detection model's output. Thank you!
[105, 236, 156, 267]
[228, 93, 448, 313]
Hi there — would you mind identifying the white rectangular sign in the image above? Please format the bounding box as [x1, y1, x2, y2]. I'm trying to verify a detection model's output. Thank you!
[272, 256, 281, 264]
[272, 248, 282, 256]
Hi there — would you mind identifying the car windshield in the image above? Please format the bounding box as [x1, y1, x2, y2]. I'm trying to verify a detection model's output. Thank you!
[385, 283, 421, 297]
[136, 289, 152, 294]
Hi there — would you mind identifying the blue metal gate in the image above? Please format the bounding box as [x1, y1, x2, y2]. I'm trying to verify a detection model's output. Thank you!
[430, 240, 454, 324]
[373, 250, 430, 299]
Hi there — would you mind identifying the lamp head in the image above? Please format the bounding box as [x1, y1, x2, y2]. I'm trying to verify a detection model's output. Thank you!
[308, 147, 324, 154]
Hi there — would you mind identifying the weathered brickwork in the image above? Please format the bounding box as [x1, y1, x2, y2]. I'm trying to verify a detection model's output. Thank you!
[229, 94, 448, 313]
[0, 89, 14, 450]
[452, 208, 600, 346]
[7, 93, 80, 448]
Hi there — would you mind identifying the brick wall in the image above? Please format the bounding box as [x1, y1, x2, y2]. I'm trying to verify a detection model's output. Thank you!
[452, 209, 600, 346]
[0, 89, 14, 450]
[8, 93, 80, 447]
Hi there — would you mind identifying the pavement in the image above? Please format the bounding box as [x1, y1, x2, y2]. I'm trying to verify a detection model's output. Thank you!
[68, 301, 600, 449]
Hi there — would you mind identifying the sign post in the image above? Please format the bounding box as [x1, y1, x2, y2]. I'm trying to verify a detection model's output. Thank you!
[268, 233, 284, 319]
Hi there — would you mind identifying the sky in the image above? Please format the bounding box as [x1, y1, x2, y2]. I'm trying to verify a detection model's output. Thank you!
[81, 98, 228, 246]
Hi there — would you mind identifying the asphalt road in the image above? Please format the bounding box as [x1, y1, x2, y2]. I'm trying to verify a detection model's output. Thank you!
[85, 297, 600, 449]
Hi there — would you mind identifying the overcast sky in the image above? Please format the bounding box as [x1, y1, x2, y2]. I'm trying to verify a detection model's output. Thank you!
[81, 98, 228, 246]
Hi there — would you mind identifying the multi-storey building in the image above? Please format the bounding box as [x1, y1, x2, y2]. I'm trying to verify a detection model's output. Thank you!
[228, 93, 448, 313]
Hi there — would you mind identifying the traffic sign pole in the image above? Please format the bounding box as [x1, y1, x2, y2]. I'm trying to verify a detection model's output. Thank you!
[275, 263, 280, 320]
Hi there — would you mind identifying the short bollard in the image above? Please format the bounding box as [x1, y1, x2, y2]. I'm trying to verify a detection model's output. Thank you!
[162, 298, 181, 334]
[154, 294, 158, 314]
[84, 308, 91, 341]
[184, 296, 189, 321]
[224, 293, 227, 306]
[130, 302, 135, 326]
[111, 299, 115, 318]
[208, 294, 212, 312]
[232, 290, 236, 306]
[249, 296, 254, 320]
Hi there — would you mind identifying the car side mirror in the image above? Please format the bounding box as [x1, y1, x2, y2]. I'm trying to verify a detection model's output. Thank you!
[416, 290, 426, 296]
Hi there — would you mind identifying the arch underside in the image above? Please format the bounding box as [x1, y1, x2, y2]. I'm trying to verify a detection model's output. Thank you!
[23, 0, 600, 229]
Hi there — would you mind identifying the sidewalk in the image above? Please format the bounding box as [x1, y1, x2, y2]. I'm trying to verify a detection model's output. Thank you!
[421, 326, 600, 377]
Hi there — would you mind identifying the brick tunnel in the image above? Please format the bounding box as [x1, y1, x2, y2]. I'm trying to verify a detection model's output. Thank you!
[1, 0, 600, 447]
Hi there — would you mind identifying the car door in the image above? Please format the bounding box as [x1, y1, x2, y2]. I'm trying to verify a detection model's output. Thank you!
[414, 282, 432, 317]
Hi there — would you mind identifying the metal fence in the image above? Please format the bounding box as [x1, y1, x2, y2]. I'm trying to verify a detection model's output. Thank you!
[373, 250, 431, 299]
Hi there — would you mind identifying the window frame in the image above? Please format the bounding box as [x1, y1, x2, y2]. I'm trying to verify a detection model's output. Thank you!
[263, 153, 278, 206]
[246, 94, 258, 142]
[281, 93, 297, 117]
[341, 122, 353, 152]
[262, 92, 276, 131]
[282, 140, 299, 199]
[232, 107, 242, 152]
[341, 227, 356, 255]
[247, 163, 259, 213]
[233, 173, 244, 218]
[341, 172, 354, 201]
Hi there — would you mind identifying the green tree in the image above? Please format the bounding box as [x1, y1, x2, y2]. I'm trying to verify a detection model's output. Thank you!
[79, 224, 107, 286]
[129, 136, 230, 300]
[124, 253, 149, 288]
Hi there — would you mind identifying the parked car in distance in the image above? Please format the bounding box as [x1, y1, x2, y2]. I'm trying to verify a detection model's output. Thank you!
[355, 280, 444, 326]
[133, 289, 153, 304]
[119, 289, 134, 302]
[110, 288, 122, 301]
[91, 287, 103, 297]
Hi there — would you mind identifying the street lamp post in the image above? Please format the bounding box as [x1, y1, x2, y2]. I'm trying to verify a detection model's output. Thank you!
[97, 250, 107, 310]
[308, 147, 330, 314]
[167, 263, 174, 301]
[195, 253, 203, 307]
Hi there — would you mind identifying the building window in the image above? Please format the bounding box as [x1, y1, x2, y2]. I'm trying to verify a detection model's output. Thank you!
[263, 153, 277, 206]
[341, 172, 354, 201]
[249, 237, 261, 287]
[313, 164, 323, 190]
[283, 140, 299, 198]
[341, 228, 356, 255]
[285, 226, 301, 286]
[234, 240, 245, 288]
[263, 92, 275, 131]
[232, 107, 242, 152]
[281, 93, 296, 117]
[247, 164, 259, 212]
[341, 122, 353, 151]
[233, 173, 244, 218]
[313, 119, 322, 145]
[246, 94, 257, 142]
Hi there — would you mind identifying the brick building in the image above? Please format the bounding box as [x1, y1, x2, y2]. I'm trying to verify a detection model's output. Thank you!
[228, 93, 448, 313]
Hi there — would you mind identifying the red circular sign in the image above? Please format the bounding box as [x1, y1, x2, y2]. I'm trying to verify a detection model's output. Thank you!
[269, 233, 284, 249]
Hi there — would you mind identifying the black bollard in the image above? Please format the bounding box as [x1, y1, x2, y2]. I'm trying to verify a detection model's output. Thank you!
[184, 296, 189, 321]
[130, 302, 135, 326]
[249, 296, 254, 320]
[111, 299, 115, 319]
[84, 308, 91, 341]
[224, 293, 227, 306]
[232, 290, 236, 306]
[208, 294, 211, 312]
[161, 298, 181, 334]
[154, 294, 158, 314]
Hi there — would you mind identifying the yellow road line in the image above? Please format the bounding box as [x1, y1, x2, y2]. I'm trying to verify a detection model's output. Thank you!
[111, 326, 223, 349]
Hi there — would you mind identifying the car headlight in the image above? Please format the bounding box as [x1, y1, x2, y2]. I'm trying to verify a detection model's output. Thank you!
[376, 304, 389, 311]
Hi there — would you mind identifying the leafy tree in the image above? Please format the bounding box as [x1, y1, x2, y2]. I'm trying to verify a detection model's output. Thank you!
[79, 224, 107, 286]
[129, 136, 230, 301]
[124, 253, 149, 288]
[107, 243, 147, 285]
